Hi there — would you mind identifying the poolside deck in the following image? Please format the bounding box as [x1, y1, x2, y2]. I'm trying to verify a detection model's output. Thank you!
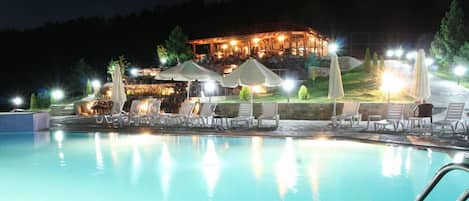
[51, 116, 469, 151]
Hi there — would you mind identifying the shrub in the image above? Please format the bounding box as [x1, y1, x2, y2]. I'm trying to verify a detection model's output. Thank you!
[239, 86, 251, 101]
[298, 85, 309, 100]
[30, 93, 38, 110]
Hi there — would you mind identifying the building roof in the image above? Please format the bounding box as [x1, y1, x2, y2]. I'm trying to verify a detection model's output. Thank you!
[189, 23, 328, 45]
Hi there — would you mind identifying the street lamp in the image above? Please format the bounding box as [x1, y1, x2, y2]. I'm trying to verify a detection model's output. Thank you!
[386, 50, 395, 58]
[406, 51, 417, 60]
[282, 79, 295, 103]
[453, 65, 467, 85]
[381, 71, 404, 104]
[394, 48, 404, 59]
[51, 89, 65, 104]
[91, 79, 101, 94]
[328, 42, 339, 54]
[11, 97, 23, 109]
[204, 81, 216, 103]
[130, 68, 139, 77]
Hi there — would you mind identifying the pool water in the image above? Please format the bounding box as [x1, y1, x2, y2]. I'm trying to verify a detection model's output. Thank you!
[0, 132, 468, 201]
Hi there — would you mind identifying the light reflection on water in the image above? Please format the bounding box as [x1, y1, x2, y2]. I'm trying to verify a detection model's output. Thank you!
[0, 132, 467, 201]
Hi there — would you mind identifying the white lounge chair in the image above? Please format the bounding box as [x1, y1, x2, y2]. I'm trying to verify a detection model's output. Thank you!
[96, 101, 126, 128]
[143, 99, 162, 126]
[127, 100, 146, 126]
[189, 103, 217, 127]
[231, 103, 254, 128]
[164, 102, 195, 126]
[332, 101, 361, 127]
[374, 103, 405, 131]
[432, 102, 466, 135]
[258, 103, 279, 128]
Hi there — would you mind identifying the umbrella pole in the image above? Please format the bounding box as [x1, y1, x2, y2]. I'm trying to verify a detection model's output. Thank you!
[333, 98, 337, 127]
[250, 87, 254, 117]
[187, 81, 191, 101]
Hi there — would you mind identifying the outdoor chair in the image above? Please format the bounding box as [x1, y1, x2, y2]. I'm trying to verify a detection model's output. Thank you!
[231, 103, 254, 128]
[142, 99, 162, 126]
[258, 103, 279, 129]
[374, 103, 405, 131]
[407, 103, 433, 130]
[189, 103, 217, 127]
[126, 100, 146, 126]
[432, 102, 466, 135]
[332, 101, 361, 127]
[163, 102, 195, 126]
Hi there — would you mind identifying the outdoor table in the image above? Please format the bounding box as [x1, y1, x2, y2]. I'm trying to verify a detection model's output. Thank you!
[213, 114, 230, 130]
[407, 117, 432, 130]
[367, 115, 382, 130]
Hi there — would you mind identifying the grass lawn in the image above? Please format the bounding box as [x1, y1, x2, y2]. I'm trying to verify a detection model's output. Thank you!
[221, 66, 413, 103]
[433, 70, 469, 88]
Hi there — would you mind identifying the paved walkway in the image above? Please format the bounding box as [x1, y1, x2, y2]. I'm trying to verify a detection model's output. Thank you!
[428, 74, 469, 108]
[51, 116, 469, 151]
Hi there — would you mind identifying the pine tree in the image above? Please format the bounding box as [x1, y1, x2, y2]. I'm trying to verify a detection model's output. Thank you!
[157, 45, 169, 66]
[363, 48, 372, 73]
[165, 26, 193, 64]
[430, 0, 466, 69]
[372, 52, 379, 75]
[30, 93, 38, 110]
[86, 79, 93, 95]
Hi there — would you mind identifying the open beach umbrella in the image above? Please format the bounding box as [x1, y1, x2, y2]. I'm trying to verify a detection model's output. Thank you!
[111, 63, 127, 114]
[412, 49, 431, 102]
[157, 60, 222, 99]
[222, 57, 283, 115]
[328, 54, 344, 121]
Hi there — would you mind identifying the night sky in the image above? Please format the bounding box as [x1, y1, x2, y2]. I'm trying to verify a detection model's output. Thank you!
[1, 0, 463, 30]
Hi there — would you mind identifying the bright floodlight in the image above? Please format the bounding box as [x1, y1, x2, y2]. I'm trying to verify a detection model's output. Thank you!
[51, 89, 65, 101]
[425, 58, 434, 66]
[386, 50, 394, 58]
[282, 79, 295, 92]
[204, 81, 216, 93]
[11, 97, 23, 106]
[394, 48, 404, 58]
[160, 58, 167, 65]
[328, 43, 339, 54]
[454, 65, 467, 77]
[91, 80, 101, 89]
[130, 68, 139, 77]
[406, 51, 416, 60]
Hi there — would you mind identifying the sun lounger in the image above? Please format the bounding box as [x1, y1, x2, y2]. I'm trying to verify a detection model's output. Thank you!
[142, 99, 162, 126]
[374, 103, 405, 131]
[258, 103, 279, 128]
[163, 102, 195, 126]
[189, 103, 217, 127]
[231, 103, 254, 128]
[332, 101, 361, 127]
[432, 102, 466, 135]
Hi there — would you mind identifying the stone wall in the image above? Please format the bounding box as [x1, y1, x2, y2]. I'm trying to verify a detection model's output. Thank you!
[212, 102, 421, 120]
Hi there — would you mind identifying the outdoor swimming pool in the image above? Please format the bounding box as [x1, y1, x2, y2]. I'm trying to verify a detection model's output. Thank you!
[0, 131, 468, 201]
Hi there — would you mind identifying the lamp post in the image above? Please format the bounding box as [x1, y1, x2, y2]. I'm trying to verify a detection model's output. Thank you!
[91, 79, 101, 95]
[381, 71, 404, 104]
[204, 81, 216, 103]
[454, 65, 467, 86]
[11, 97, 23, 109]
[130, 68, 139, 77]
[282, 79, 295, 103]
[51, 89, 65, 104]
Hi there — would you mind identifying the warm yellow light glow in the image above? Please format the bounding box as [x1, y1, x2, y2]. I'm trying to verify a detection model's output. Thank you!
[380, 71, 404, 94]
[221, 44, 228, 49]
[229, 40, 238, 46]
[277, 35, 286, 42]
[252, 85, 266, 93]
[252, 37, 261, 44]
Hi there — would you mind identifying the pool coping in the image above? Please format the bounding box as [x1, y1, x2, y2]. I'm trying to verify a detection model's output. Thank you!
[49, 126, 469, 152]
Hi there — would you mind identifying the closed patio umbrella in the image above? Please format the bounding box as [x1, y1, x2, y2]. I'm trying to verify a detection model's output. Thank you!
[111, 63, 127, 114]
[157, 60, 222, 99]
[222, 57, 283, 116]
[328, 54, 344, 124]
[412, 49, 431, 102]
